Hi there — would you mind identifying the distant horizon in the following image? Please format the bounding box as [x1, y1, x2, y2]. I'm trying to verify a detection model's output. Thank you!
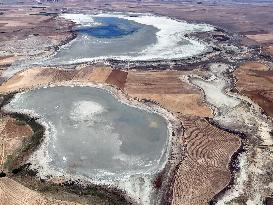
[1, 0, 273, 5]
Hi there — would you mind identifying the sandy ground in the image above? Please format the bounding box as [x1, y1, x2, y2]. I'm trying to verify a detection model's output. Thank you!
[0, 56, 16, 66]
[0, 9, 50, 32]
[0, 66, 112, 92]
[0, 56, 17, 77]
[235, 61, 273, 118]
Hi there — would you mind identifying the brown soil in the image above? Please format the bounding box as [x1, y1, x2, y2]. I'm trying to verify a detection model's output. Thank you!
[171, 117, 241, 205]
[124, 70, 212, 117]
[0, 56, 16, 66]
[246, 34, 273, 44]
[0, 55, 16, 76]
[0, 66, 112, 93]
[235, 61, 273, 118]
[0, 7, 73, 42]
[56, 0, 273, 37]
[0, 6, 74, 75]
[0, 177, 83, 205]
[0, 117, 33, 170]
[105, 69, 128, 90]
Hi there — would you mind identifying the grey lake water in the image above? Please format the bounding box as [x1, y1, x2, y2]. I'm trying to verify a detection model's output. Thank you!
[6, 86, 169, 180]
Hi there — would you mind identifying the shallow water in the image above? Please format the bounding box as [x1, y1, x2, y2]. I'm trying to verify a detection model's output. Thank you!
[6, 86, 169, 180]
[74, 17, 141, 38]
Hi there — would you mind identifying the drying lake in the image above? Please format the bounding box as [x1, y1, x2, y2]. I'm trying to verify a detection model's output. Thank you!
[5, 86, 169, 182]
[43, 13, 214, 65]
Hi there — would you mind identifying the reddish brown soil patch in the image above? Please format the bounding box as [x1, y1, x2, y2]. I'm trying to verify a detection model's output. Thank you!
[105, 69, 128, 90]
[235, 62, 273, 118]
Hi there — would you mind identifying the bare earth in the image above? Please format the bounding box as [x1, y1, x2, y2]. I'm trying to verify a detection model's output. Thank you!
[246, 34, 273, 44]
[0, 116, 33, 171]
[235, 61, 273, 118]
[172, 117, 240, 205]
[0, 178, 82, 205]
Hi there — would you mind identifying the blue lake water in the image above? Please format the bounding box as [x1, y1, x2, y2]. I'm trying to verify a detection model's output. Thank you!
[74, 17, 141, 38]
